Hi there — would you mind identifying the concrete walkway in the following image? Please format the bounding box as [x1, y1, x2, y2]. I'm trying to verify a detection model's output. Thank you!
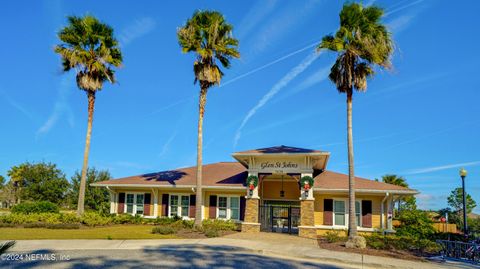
[4, 234, 478, 269]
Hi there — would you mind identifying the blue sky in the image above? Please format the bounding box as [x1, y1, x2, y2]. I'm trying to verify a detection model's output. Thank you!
[0, 0, 479, 213]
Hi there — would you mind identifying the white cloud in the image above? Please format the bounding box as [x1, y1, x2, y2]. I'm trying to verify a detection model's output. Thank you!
[36, 75, 74, 136]
[247, 0, 321, 55]
[405, 161, 480, 175]
[233, 52, 321, 147]
[236, 0, 278, 40]
[1, 90, 35, 120]
[119, 17, 156, 46]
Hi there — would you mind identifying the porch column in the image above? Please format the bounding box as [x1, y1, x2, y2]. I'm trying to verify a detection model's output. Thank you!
[153, 189, 158, 218]
[387, 195, 394, 231]
[299, 172, 317, 239]
[109, 191, 117, 214]
[241, 171, 261, 233]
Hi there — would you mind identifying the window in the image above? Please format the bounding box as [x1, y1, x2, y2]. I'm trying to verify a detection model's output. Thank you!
[230, 197, 240, 220]
[334, 200, 345, 226]
[125, 193, 144, 216]
[170, 195, 178, 217]
[355, 201, 361, 226]
[126, 194, 134, 214]
[217, 196, 240, 220]
[136, 194, 144, 215]
[181, 196, 189, 217]
[218, 197, 227, 218]
[169, 195, 190, 218]
[332, 199, 363, 227]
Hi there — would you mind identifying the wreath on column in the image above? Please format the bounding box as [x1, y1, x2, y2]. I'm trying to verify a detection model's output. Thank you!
[300, 176, 314, 190]
[246, 175, 259, 191]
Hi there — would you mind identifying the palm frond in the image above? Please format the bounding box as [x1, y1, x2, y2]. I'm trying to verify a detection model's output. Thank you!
[0, 241, 15, 254]
[319, 2, 394, 93]
[178, 10, 239, 86]
[54, 15, 123, 92]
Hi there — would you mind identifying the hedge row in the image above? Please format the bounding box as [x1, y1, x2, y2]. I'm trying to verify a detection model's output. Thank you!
[151, 219, 237, 237]
[0, 212, 168, 227]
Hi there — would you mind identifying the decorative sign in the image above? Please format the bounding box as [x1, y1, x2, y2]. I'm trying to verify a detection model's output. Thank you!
[260, 161, 298, 169]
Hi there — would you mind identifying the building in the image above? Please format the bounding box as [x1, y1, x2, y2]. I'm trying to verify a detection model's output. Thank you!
[92, 145, 417, 238]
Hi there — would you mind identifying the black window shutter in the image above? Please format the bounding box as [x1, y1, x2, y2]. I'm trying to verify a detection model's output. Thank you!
[324, 199, 333, 225]
[362, 200, 373, 228]
[161, 194, 169, 216]
[209, 195, 217, 219]
[144, 193, 151, 204]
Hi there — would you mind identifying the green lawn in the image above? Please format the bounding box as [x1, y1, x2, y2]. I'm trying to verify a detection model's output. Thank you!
[0, 225, 177, 240]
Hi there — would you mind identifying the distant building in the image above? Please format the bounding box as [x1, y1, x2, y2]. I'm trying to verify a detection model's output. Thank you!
[92, 145, 418, 238]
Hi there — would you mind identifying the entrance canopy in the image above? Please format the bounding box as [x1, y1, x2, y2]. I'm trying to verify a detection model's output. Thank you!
[232, 145, 330, 174]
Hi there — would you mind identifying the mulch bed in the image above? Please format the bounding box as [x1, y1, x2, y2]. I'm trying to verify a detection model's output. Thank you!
[316, 238, 430, 261]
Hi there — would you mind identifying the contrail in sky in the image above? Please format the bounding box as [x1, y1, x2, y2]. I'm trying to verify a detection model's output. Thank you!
[233, 52, 321, 147]
[221, 41, 319, 88]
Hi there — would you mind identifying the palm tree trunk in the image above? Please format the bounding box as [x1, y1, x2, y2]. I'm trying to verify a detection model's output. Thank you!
[347, 90, 357, 238]
[194, 86, 207, 226]
[77, 90, 95, 215]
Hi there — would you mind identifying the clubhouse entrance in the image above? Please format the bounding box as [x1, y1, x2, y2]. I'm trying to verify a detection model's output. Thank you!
[259, 202, 300, 234]
[257, 173, 302, 234]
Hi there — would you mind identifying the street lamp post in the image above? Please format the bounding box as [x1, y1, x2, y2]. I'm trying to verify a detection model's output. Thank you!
[459, 168, 468, 238]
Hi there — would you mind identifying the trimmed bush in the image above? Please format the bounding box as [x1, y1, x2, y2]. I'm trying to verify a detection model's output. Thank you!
[324, 230, 347, 243]
[11, 201, 59, 214]
[201, 219, 237, 231]
[81, 212, 112, 226]
[152, 225, 177, 235]
[204, 228, 219, 238]
[0, 223, 15, 228]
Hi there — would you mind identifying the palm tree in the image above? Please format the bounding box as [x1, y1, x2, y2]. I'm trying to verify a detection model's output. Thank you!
[381, 174, 408, 188]
[54, 15, 122, 215]
[178, 10, 240, 226]
[381, 174, 410, 212]
[318, 3, 394, 243]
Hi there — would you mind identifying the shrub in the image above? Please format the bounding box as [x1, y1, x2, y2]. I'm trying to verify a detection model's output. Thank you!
[324, 230, 346, 243]
[11, 201, 59, 214]
[395, 210, 436, 240]
[365, 233, 441, 253]
[153, 217, 179, 225]
[152, 225, 177, 235]
[81, 212, 112, 226]
[182, 220, 195, 229]
[201, 219, 237, 231]
[204, 228, 219, 238]
[59, 213, 81, 224]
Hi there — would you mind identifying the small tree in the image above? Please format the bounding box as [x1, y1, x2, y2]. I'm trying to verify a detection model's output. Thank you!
[447, 187, 476, 214]
[0, 175, 5, 189]
[7, 162, 70, 205]
[447, 188, 476, 232]
[396, 209, 436, 240]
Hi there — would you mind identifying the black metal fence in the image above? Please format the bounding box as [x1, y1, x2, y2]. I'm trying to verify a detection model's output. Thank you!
[436, 240, 480, 263]
[259, 204, 300, 234]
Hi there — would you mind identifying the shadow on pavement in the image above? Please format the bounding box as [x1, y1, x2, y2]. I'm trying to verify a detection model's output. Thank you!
[0, 244, 345, 269]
